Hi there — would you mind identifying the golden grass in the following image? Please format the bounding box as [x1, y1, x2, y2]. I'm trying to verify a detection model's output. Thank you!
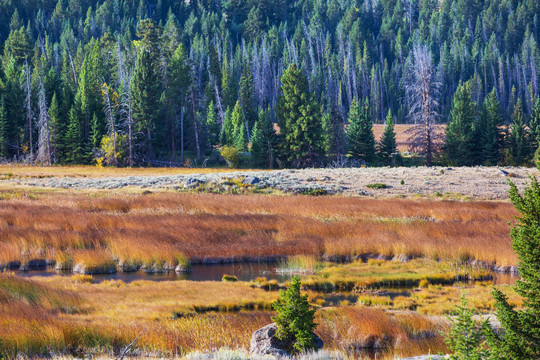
[0, 165, 269, 179]
[0, 191, 518, 269]
[0, 274, 450, 358]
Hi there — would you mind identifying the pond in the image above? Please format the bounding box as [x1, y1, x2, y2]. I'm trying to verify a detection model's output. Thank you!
[16, 261, 519, 285]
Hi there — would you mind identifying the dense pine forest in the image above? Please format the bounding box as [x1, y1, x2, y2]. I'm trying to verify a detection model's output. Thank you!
[0, 0, 538, 167]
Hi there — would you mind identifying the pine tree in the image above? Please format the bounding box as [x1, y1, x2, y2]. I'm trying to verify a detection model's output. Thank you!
[221, 107, 233, 146]
[322, 103, 346, 161]
[486, 178, 540, 359]
[231, 101, 248, 151]
[277, 63, 324, 168]
[480, 89, 504, 165]
[48, 93, 65, 163]
[529, 98, 540, 151]
[64, 106, 85, 164]
[347, 98, 376, 164]
[131, 47, 163, 160]
[272, 276, 317, 354]
[251, 109, 277, 168]
[445, 294, 488, 360]
[239, 65, 256, 134]
[505, 100, 532, 166]
[378, 110, 397, 165]
[0, 97, 8, 159]
[205, 101, 220, 149]
[445, 82, 477, 166]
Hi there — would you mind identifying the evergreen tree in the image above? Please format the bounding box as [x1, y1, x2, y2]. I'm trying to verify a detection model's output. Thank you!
[64, 106, 85, 164]
[0, 97, 8, 159]
[220, 107, 233, 146]
[277, 63, 324, 168]
[272, 276, 317, 354]
[48, 93, 65, 163]
[445, 82, 477, 166]
[251, 109, 277, 168]
[529, 98, 540, 151]
[322, 103, 346, 161]
[231, 101, 248, 151]
[239, 65, 256, 134]
[486, 178, 540, 359]
[131, 47, 163, 160]
[378, 110, 397, 165]
[480, 89, 504, 165]
[347, 98, 376, 164]
[505, 100, 532, 166]
[445, 294, 488, 360]
[205, 101, 220, 149]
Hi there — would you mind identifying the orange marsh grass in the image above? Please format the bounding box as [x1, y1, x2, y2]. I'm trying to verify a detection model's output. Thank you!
[0, 192, 518, 267]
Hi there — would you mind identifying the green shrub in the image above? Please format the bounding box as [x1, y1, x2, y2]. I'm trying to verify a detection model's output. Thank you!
[366, 183, 389, 189]
[272, 276, 317, 354]
[535, 147, 540, 171]
[300, 188, 328, 196]
[220, 146, 240, 168]
[222, 274, 238, 282]
[400, 179, 405, 185]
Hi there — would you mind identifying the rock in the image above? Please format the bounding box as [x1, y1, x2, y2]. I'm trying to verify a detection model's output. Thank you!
[184, 177, 203, 188]
[6, 260, 21, 270]
[19, 259, 47, 271]
[243, 176, 260, 185]
[498, 169, 509, 177]
[249, 323, 323, 358]
[175, 264, 190, 273]
[392, 254, 410, 263]
[118, 261, 139, 272]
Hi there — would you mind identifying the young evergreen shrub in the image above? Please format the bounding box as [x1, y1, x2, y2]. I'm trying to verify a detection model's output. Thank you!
[272, 276, 317, 354]
[444, 294, 487, 360]
[485, 178, 540, 358]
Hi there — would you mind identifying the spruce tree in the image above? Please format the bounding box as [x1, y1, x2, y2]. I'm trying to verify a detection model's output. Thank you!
[480, 89, 504, 165]
[378, 110, 397, 165]
[0, 97, 8, 159]
[48, 93, 65, 163]
[272, 276, 317, 354]
[65, 106, 85, 164]
[251, 109, 277, 168]
[220, 107, 233, 146]
[445, 82, 477, 166]
[445, 294, 488, 360]
[347, 98, 376, 164]
[231, 101, 248, 151]
[529, 98, 540, 151]
[239, 65, 256, 133]
[505, 100, 532, 166]
[205, 101, 220, 149]
[131, 47, 163, 160]
[486, 178, 540, 359]
[277, 63, 324, 168]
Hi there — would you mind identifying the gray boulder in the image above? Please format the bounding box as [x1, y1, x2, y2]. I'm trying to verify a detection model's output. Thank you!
[249, 323, 323, 358]
[243, 176, 261, 185]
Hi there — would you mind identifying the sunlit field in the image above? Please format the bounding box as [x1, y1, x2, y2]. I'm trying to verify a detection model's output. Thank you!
[0, 190, 518, 270]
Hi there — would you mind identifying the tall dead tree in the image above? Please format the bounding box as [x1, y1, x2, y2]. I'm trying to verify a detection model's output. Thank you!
[37, 79, 51, 165]
[405, 43, 443, 166]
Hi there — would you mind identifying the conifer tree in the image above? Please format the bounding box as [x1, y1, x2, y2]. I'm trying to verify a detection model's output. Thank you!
[277, 63, 324, 168]
[479, 89, 504, 165]
[378, 110, 397, 165]
[272, 276, 317, 354]
[131, 47, 163, 160]
[205, 101, 220, 149]
[445, 82, 477, 166]
[48, 92, 64, 163]
[239, 65, 256, 132]
[250, 109, 277, 168]
[529, 98, 540, 151]
[231, 101, 248, 151]
[485, 178, 540, 359]
[0, 98, 8, 159]
[347, 98, 376, 163]
[220, 107, 233, 146]
[322, 104, 346, 161]
[64, 106, 85, 164]
[505, 100, 532, 166]
[445, 294, 488, 360]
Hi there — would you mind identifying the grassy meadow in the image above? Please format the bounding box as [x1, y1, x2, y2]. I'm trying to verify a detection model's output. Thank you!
[0, 166, 525, 359]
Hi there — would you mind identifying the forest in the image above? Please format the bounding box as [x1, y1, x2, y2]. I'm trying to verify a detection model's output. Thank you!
[0, 0, 538, 168]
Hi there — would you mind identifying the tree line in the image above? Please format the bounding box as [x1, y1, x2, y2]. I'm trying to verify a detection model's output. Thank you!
[0, 0, 538, 167]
